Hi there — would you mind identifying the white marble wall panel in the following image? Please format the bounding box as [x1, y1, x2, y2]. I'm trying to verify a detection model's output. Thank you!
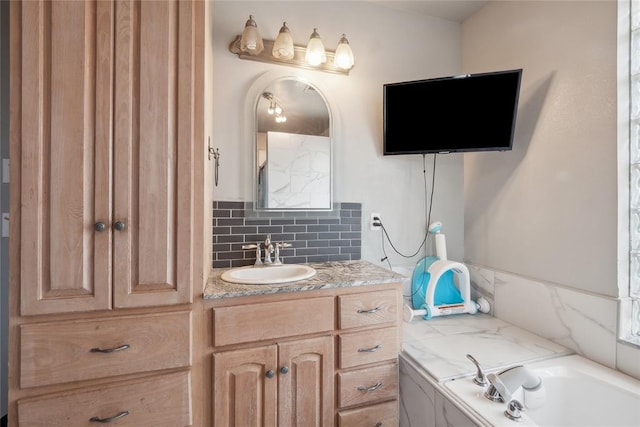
[468, 265, 495, 315]
[399, 357, 437, 427]
[266, 131, 330, 209]
[467, 264, 627, 372]
[435, 390, 478, 427]
[617, 340, 640, 379]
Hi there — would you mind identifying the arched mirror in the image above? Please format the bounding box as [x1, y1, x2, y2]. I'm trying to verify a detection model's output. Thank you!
[255, 77, 332, 211]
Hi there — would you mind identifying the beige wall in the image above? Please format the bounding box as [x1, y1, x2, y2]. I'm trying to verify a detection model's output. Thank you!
[462, 0, 618, 297]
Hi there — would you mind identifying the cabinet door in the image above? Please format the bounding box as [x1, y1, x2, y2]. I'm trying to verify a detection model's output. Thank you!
[18, 0, 114, 315]
[213, 345, 278, 427]
[278, 336, 334, 427]
[112, 0, 194, 308]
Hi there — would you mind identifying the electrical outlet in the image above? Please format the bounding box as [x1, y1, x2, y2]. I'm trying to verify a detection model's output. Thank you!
[370, 213, 382, 231]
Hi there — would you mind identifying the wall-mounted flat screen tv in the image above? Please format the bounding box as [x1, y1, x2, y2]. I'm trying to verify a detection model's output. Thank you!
[383, 69, 522, 155]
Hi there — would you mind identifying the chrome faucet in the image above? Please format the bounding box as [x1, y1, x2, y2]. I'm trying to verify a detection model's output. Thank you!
[485, 365, 543, 402]
[243, 235, 292, 266]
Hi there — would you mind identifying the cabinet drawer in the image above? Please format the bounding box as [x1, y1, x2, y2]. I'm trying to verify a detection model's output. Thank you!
[338, 290, 398, 330]
[213, 297, 334, 346]
[18, 370, 192, 427]
[21, 311, 191, 388]
[338, 362, 398, 408]
[339, 326, 399, 369]
[338, 400, 398, 427]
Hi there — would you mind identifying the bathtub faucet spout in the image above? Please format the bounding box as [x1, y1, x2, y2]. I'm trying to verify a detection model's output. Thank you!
[485, 365, 543, 403]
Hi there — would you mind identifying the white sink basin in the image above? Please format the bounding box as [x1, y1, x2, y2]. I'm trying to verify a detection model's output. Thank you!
[220, 264, 316, 285]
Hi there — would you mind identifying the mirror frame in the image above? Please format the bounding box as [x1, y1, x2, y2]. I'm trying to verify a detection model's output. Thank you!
[244, 71, 336, 213]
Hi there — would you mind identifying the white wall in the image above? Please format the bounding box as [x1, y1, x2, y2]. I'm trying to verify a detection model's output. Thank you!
[462, 0, 618, 297]
[211, 1, 466, 267]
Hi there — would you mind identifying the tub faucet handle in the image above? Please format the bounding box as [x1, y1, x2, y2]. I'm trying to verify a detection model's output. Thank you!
[466, 354, 488, 387]
[504, 399, 525, 422]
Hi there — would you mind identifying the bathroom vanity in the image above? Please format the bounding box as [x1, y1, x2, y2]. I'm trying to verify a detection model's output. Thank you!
[204, 260, 405, 427]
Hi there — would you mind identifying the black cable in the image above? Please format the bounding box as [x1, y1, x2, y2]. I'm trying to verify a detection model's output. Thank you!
[377, 153, 437, 260]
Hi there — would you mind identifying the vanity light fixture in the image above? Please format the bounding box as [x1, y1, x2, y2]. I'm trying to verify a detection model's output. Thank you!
[240, 15, 264, 55]
[334, 34, 355, 70]
[305, 28, 326, 66]
[272, 22, 294, 60]
[229, 16, 354, 75]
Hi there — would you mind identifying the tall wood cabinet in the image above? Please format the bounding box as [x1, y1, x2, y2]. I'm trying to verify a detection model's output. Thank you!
[8, 1, 205, 425]
[18, 0, 193, 316]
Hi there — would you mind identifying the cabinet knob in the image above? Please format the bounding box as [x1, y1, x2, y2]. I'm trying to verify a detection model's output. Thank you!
[94, 222, 106, 232]
[114, 221, 126, 231]
[280, 366, 289, 374]
[265, 369, 275, 378]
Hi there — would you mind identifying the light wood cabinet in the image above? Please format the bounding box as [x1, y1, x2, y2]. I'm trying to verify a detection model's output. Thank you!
[9, 1, 204, 426]
[213, 336, 334, 427]
[207, 283, 402, 426]
[17, 371, 192, 427]
[17, 0, 194, 316]
[20, 311, 191, 388]
[336, 288, 401, 425]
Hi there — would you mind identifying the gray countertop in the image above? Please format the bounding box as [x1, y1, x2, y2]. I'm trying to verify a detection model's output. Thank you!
[204, 259, 406, 300]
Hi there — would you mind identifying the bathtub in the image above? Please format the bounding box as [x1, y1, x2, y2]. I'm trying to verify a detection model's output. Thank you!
[442, 354, 640, 427]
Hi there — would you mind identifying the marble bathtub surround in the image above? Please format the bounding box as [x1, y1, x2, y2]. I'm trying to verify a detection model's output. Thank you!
[212, 201, 361, 268]
[402, 313, 571, 382]
[205, 259, 406, 299]
[467, 264, 640, 380]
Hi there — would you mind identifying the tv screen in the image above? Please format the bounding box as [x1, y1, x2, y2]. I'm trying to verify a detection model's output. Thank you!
[383, 69, 522, 155]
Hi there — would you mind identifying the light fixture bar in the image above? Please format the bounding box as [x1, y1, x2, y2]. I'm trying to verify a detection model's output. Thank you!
[229, 35, 351, 76]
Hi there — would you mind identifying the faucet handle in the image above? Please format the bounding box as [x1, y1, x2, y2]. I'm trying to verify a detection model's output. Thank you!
[242, 243, 263, 266]
[504, 399, 525, 421]
[272, 242, 292, 265]
[466, 354, 488, 387]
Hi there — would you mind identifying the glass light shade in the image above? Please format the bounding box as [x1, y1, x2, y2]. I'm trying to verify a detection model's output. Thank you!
[305, 28, 326, 66]
[272, 22, 294, 60]
[240, 15, 264, 55]
[334, 34, 354, 70]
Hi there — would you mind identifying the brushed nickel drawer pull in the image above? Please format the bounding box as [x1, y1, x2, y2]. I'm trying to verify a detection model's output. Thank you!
[90, 344, 130, 353]
[358, 344, 382, 353]
[89, 410, 130, 423]
[357, 306, 380, 314]
[357, 382, 382, 392]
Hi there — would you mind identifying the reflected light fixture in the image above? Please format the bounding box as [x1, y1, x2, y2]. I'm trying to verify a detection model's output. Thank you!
[263, 92, 286, 123]
[240, 15, 264, 55]
[305, 28, 326, 66]
[272, 22, 294, 60]
[334, 34, 354, 70]
[229, 16, 354, 75]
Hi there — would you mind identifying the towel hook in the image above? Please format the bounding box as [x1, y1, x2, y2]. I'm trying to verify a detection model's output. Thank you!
[208, 137, 221, 186]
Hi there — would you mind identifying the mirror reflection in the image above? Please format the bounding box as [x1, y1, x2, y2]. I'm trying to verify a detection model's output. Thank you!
[255, 77, 332, 210]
